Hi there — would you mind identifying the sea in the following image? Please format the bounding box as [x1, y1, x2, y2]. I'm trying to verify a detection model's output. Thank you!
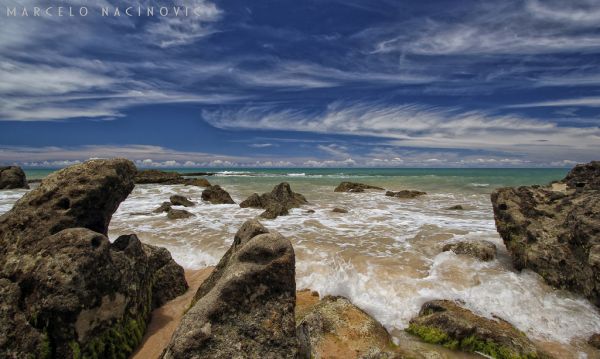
[2, 167, 598, 358]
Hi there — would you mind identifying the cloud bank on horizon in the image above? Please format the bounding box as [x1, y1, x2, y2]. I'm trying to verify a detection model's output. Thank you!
[0, 0, 599, 167]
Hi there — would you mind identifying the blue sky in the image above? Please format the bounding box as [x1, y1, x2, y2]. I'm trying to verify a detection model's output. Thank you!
[0, 0, 599, 167]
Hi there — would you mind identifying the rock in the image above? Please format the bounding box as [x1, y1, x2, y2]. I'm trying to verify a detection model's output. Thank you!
[169, 195, 195, 207]
[162, 220, 297, 358]
[332, 207, 348, 213]
[0, 159, 187, 358]
[240, 182, 308, 218]
[304, 209, 316, 214]
[491, 161, 600, 306]
[407, 300, 541, 358]
[167, 208, 194, 220]
[334, 182, 384, 193]
[184, 178, 211, 187]
[442, 240, 497, 261]
[588, 333, 600, 349]
[0, 166, 29, 189]
[297, 295, 400, 359]
[385, 190, 427, 199]
[446, 205, 464, 210]
[201, 185, 235, 204]
[153, 201, 172, 213]
[135, 169, 211, 187]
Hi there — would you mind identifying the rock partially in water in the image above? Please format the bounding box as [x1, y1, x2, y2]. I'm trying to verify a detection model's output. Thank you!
[0, 159, 187, 358]
[169, 194, 195, 207]
[385, 190, 427, 199]
[0, 166, 29, 190]
[442, 240, 497, 261]
[491, 160, 600, 306]
[201, 185, 235, 204]
[153, 201, 172, 213]
[407, 300, 542, 359]
[135, 169, 211, 187]
[446, 205, 465, 210]
[334, 182, 384, 193]
[167, 208, 194, 220]
[588, 333, 600, 350]
[332, 207, 348, 213]
[162, 220, 297, 358]
[240, 182, 308, 218]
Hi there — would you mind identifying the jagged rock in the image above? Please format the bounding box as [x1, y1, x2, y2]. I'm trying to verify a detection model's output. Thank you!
[135, 169, 211, 187]
[153, 201, 172, 213]
[442, 240, 497, 261]
[0, 159, 187, 358]
[407, 300, 542, 358]
[446, 205, 465, 210]
[589, 333, 600, 349]
[201, 185, 235, 204]
[167, 208, 194, 220]
[0, 166, 29, 190]
[240, 182, 307, 218]
[332, 207, 348, 213]
[385, 190, 427, 199]
[169, 195, 195, 207]
[162, 220, 297, 358]
[297, 295, 399, 359]
[334, 182, 384, 193]
[491, 161, 600, 306]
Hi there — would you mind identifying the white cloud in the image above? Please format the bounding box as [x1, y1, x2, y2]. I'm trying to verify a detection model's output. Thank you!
[508, 96, 600, 108]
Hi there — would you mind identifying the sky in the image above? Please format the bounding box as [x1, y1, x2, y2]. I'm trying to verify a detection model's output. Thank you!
[0, 0, 599, 168]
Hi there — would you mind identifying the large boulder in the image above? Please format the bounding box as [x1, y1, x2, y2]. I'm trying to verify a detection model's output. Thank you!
[407, 300, 542, 358]
[162, 220, 298, 358]
[442, 240, 497, 261]
[491, 161, 600, 306]
[135, 169, 211, 187]
[334, 182, 384, 193]
[0, 159, 187, 358]
[0, 166, 29, 190]
[240, 182, 308, 218]
[201, 185, 235, 204]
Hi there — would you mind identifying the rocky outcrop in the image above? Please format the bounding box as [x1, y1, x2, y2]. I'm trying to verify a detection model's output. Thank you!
[385, 190, 426, 199]
[135, 169, 211, 187]
[0, 166, 29, 190]
[167, 208, 194, 220]
[407, 300, 542, 359]
[0, 159, 187, 358]
[442, 240, 497, 261]
[491, 161, 600, 306]
[240, 182, 308, 219]
[201, 185, 235, 204]
[169, 195, 195, 207]
[162, 220, 297, 358]
[334, 182, 384, 193]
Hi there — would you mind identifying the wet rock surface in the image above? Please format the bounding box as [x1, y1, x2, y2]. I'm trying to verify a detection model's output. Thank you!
[0, 159, 187, 358]
[442, 240, 497, 261]
[446, 205, 465, 210]
[385, 190, 427, 199]
[0, 166, 29, 190]
[491, 161, 600, 306]
[169, 195, 195, 207]
[167, 208, 194, 220]
[332, 207, 348, 213]
[162, 220, 297, 358]
[153, 201, 173, 213]
[334, 182, 384, 193]
[135, 169, 211, 187]
[240, 182, 308, 219]
[201, 185, 235, 204]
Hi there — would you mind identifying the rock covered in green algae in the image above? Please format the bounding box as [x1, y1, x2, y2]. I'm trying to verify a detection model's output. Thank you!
[162, 219, 298, 359]
[0, 159, 187, 358]
[407, 300, 546, 359]
[239, 182, 308, 219]
[491, 160, 600, 307]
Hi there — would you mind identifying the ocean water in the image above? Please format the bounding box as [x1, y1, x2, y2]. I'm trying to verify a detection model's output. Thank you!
[3, 167, 599, 357]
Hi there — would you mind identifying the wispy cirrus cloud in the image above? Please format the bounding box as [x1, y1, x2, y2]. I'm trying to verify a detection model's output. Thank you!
[508, 96, 600, 108]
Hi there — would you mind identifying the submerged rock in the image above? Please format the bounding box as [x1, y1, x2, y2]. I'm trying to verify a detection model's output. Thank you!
[201, 185, 235, 204]
[162, 220, 297, 358]
[0, 159, 187, 358]
[169, 194, 195, 207]
[385, 190, 427, 199]
[334, 182, 384, 193]
[135, 169, 211, 187]
[332, 207, 348, 213]
[491, 161, 600, 306]
[442, 240, 497, 261]
[240, 182, 308, 219]
[167, 208, 194, 220]
[0, 166, 29, 190]
[407, 300, 542, 359]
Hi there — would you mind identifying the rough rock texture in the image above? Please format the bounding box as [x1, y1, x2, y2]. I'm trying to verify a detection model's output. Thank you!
[169, 195, 195, 207]
[334, 182, 384, 193]
[442, 240, 497, 261]
[154, 202, 172, 213]
[201, 185, 235, 204]
[297, 295, 400, 359]
[588, 333, 600, 350]
[407, 300, 542, 359]
[332, 207, 348, 213]
[167, 208, 194, 220]
[162, 220, 297, 359]
[385, 190, 427, 199]
[240, 182, 308, 219]
[0, 159, 187, 358]
[135, 169, 211, 187]
[0, 166, 29, 190]
[491, 161, 600, 306]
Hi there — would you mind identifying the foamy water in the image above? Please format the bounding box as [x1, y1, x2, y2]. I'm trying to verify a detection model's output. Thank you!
[2, 168, 598, 357]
